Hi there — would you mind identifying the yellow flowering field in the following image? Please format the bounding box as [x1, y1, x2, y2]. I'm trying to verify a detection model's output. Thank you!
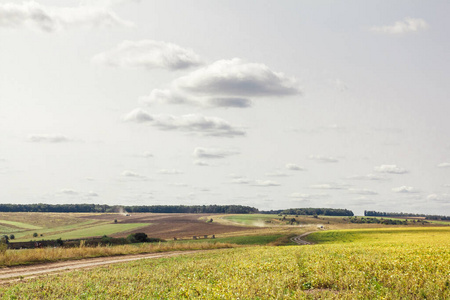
[1, 227, 449, 299]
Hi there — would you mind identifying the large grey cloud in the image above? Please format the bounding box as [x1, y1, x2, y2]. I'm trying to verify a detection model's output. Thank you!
[193, 147, 239, 159]
[0, 1, 133, 32]
[124, 108, 245, 137]
[371, 18, 429, 35]
[92, 40, 202, 70]
[143, 58, 301, 108]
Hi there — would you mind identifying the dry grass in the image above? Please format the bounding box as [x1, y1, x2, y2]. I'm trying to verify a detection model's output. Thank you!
[0, 242, 235, 267]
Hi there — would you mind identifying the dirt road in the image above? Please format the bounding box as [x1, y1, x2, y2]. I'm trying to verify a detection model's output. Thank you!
[0, 250, 203, 284]
[290, 232, 313, 245]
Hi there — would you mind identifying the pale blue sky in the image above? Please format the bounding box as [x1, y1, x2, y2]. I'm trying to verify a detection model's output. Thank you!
[1, 0, 449, 215]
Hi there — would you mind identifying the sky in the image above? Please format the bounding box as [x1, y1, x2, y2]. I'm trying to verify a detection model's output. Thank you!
[1, 0, 450, 216]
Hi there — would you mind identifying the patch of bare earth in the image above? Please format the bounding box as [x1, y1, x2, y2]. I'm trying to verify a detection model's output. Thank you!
[80, 213, 262, 239]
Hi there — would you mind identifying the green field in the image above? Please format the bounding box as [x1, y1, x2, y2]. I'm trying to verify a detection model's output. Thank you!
[222, 214, 276, 225]
[0, 213, 150, 241]
[2, 227, 449, 299]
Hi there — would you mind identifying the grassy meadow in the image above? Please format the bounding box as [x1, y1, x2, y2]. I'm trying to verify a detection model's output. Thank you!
[1, 226, 449, 299]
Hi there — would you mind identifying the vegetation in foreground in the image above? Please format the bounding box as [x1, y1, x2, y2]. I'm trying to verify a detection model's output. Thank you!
[0, 241, 235, 268]
[1, 227, 449, 299]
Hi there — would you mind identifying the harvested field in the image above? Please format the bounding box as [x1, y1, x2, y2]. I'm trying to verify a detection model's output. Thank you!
[81, 213, 261, 239]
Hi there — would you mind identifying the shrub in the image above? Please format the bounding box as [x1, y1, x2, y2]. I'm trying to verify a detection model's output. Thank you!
[33, 233, 38, 238]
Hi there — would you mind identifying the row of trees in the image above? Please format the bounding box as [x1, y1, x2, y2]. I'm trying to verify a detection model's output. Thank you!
[0, 204, 258, 214]
[269, 208, 354, 216]
[364, 210, 450, 220]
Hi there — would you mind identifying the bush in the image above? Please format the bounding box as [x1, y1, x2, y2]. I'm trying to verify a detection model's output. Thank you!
[9, 234, 15, 240]
[33, 233, 38, 238]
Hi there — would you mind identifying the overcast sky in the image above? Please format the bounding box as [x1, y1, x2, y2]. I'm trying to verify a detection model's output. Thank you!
[1, 0, 450, 215]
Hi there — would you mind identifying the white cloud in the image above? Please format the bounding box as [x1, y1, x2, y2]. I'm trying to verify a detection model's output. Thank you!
[0, 1, 133, 32]
[87, 191, 99, 197]
[310, 183, 347, 190]
[59, 189, 78, 195]
[285, 163, 304, 171]
[157, 169, 183, 175]
[92, 40, 202, 70]
[347, 174, 389, 181]
[231, 178, 252, 185]
[392, 186, 418, 193]
[28, 134, 71, 143]
[143, 58, 301, 108]
[437, 162, 450, 168]
[371, 18, 429, 35]
[427, 193, 450, 203]
[289, 193, 329, 200]
[175, 58, 301, 97]
[193, 160, 209, 166]
[123, 109, 245, 137]
[374, 164, 408, 174]
[193, 147, 239, 159]
[230, 178, 280, 186]
[252, 180, 281, 187]
[121, 170, 148, 180]
[265, 171, 289, 177]
[352, 196, 377, 206]
[348, 188, 378, 195]
[309, 155, 339, 163]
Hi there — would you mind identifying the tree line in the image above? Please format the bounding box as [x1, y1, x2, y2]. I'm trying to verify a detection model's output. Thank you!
[0, 204, 258, 214]
[364, 210, 450, 221]
[262, 208, 354, 216]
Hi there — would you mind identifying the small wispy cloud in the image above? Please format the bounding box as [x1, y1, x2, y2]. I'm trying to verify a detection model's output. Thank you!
[310, 183, 348, 190]
[193, 147, 239, 159]
[252, 180, 281, 187]
[193, 160, 209, 166]
[370, 18, 429, 35]
[348, 188, 378, 195]
[0, 1, 133, 32]
[309, 155, 339, 163]
[124, 109, 245, 137]
[121, 170, 148, 180]
[28, 134, 71, 143]
[289, 193, 329, 200]
[427, 193, 450, 203]
[265, 171, 289, 177]
[285, 163, 304, 171]
[92, 40, 202, 70]
[437, 162, 450, 168]
[157, 169, 183, 175]
[374, 164, 408, 174]
[392, 186, 418, 193]
[230, 178, 280, 187]
[347, 174, 389, 181]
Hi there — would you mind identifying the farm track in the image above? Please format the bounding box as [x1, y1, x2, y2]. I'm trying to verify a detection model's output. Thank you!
[291, 232, 313, 245]
[0, 250, 204, 284]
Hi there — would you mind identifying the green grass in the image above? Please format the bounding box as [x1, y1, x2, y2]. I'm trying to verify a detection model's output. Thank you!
[0, 220, 42, 230]
[34, 223, 149, 240]
[2, 227, 449, 299]
[175, 234, 285, 245]
[222, 214, 281, 225]
[305, 227, 450, 244]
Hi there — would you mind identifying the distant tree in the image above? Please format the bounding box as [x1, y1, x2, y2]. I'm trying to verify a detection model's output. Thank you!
[33, 232, 38, 238]
[9, 234, 14, 240]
